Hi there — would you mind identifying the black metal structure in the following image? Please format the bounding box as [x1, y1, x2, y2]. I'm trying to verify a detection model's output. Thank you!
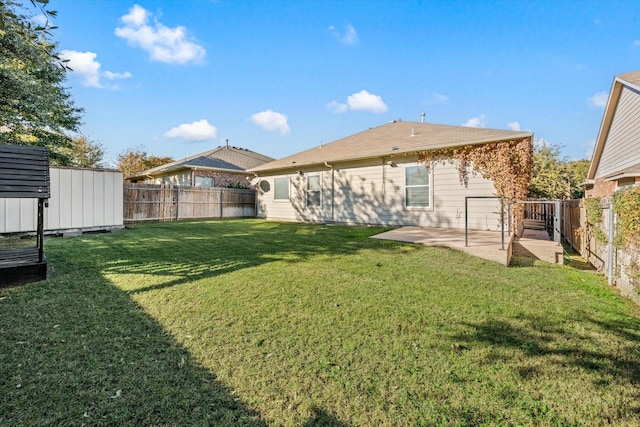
[0, 144, 50, 286]
[464, 196, 508, 250]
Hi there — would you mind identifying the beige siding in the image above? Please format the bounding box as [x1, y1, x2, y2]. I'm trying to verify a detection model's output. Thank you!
[596, 86, 640, 179]
[0, 167, 123, 233]
[257, 159, 502, 230]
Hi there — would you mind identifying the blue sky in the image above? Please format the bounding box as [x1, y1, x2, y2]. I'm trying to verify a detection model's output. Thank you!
[42, 0, 640, 166]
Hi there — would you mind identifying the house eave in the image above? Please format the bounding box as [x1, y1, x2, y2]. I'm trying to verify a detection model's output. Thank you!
[127, 165, 246, 180]
[249, 133, 533, 175]
[604, 172, 640, 182]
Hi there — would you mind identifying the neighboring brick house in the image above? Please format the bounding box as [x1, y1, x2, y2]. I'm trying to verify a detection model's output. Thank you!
[584, 70, 640, 304]
[585, 71, 640, 197]
[127, 144, 274, 188]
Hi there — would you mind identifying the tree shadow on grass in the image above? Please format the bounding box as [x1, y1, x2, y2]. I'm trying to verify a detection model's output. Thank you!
[302, 407, 350, 427]
[0, 275, 267, 426]
[440, 314, 640, 424]
[451, 315, 640, 385]
[65, 220, 395, 296]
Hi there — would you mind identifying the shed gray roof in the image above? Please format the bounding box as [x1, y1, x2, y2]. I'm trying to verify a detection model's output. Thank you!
[128, 145, 274, 179]
[249, 121, 533, 174]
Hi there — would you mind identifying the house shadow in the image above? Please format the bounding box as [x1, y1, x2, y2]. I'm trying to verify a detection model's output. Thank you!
[0, 270, 267, 426]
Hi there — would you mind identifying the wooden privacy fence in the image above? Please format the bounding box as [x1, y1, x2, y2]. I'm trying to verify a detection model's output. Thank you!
[123, 184, 256, 223]
[560, 198, 608, 271]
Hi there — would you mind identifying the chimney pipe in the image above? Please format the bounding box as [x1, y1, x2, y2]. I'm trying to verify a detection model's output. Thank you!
[421, 112, 425, 123]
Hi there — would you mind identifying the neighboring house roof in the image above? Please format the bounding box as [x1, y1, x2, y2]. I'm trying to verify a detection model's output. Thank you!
[249, 121, 533, 174]
[587, 71, 640, 182]
[128, 145, 275, 180]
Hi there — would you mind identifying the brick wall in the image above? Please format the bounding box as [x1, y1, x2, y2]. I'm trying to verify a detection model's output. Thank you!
[586, 178, 616, 198]
[193, 171, 252, 188]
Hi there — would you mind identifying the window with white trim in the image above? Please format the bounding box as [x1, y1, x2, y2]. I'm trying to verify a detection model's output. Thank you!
[274, 177, 290, 200]
[405, 165, 430, 207]
[195, 176, 214, 188]
[306, 175, 321, 207]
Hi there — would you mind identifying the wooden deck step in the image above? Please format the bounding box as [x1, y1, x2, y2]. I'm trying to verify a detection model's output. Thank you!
[0, 247, 40, 267]
[522, 219, 546, 230]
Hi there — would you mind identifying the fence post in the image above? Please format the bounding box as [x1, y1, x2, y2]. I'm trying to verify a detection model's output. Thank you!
[554, 200, 561, 243]
[219, 189, 223, 218]
[175, 186, 179, 221]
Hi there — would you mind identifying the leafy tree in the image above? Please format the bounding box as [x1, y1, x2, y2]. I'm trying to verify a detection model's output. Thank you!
[564, 159, 589, 199]
[0, 0, 82, 164]
[528, 141, 589, 200]
[117, 146, 173, 177]
[529, 142, 566, 199]
[59, 136, 105, 168]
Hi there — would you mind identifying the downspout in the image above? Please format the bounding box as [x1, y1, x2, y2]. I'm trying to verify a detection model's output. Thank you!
[324, 162, 334, 222]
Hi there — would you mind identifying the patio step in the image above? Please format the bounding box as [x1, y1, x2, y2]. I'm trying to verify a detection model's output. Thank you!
[513, 238, 563, 264]
[522, 219, 546, 230]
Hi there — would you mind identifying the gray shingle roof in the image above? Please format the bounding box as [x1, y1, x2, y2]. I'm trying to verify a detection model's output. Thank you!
[249, 121, 533, 173]
[128, 145, 274, 179]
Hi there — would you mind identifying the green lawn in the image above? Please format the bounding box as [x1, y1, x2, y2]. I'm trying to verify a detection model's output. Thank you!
[1, 220, 639, 426]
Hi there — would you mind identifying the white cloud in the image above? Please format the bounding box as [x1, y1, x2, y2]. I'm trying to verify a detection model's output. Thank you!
[426, 93, 448, 105]
[506, 121, 521, 131]
[103, 70, 133, 80]
[347, 90, 388, 113]
[32, 14, 49, 27]
[326, 101, 349, 114]
[633, 40, 640, 46]
[327, 90, 388, 114]
[250, 110, 290, 135]
[115, 4, 206, 64]
[165, 119, 217, 141]
[60, 50, 132, 89]
[588, 91, 608, 108]
[462, 114, 486, 128]
[328, 24, 359, 46]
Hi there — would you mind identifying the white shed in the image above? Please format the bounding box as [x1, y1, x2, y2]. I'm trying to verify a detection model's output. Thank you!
[0, 166, 124, 234]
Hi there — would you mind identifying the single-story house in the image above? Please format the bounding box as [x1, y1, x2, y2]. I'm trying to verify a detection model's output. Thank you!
[127, 144, 274, 188]
[585, 70, 640, 197]
[248, 121, 533, 230]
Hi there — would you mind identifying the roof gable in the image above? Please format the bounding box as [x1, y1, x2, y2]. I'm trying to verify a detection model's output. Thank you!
[128, 145, 274, 179]
[588, 71, 640, 181]
[249, 121, 532, 173]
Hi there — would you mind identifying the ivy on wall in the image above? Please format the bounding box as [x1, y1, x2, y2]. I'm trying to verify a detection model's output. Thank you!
[612, 187, 640, 248]
[584, 197, 608, 244]
[415, 138, 533, 201]
[612, 187, 640, 290]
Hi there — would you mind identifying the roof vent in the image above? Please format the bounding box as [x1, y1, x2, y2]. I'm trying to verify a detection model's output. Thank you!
[410, 128, 415, 137]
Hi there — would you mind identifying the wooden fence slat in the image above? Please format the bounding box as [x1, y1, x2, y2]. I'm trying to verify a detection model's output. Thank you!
[123, 184, 255, 223]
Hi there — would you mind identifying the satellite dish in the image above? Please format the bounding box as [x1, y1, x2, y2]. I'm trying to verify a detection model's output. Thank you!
[259, 180, 270, 192]
[249, 177, 261, 186]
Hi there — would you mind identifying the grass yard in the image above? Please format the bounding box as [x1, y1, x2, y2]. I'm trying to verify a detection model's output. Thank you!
[1, 219, 640, 426]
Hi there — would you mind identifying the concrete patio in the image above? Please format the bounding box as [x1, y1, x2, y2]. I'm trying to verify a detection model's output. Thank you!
[371, 226, 513, 265]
